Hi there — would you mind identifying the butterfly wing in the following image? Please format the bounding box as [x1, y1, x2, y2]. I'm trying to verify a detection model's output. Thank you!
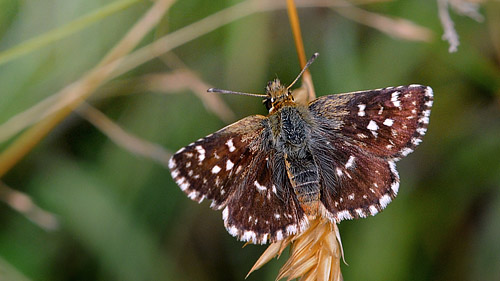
[309, 85, 433, 159]
[308, 85, 433, 221]
[169, 115, 307, 244]
[223, 149, 308, 244]
[312, 140, 400, 221]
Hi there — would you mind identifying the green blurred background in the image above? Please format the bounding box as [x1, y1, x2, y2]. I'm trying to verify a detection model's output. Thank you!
[0, 0, 499, 280]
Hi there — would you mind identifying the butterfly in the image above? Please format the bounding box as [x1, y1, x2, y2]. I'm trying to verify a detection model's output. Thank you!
[168, 53, 433, 244]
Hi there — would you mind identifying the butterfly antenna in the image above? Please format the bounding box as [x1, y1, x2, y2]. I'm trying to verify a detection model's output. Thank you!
[207, 88, 268, 98]
[286, 52, 319, 91]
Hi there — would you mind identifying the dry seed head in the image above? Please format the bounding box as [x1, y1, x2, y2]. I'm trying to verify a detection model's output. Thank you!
[247, 217, 344, 281]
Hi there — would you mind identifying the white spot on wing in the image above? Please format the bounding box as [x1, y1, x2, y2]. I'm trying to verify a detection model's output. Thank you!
[345, 156, 355, 169]
[168, 158, 176, 169]
[171, 169, 179, 179]
[417, 127, 427, 135]
[355, 208, 366, 218]
[228, 226, 239, 236]
[276, 230, 283, 241]
[211, 165, 221, 174]
[187, 190, 199, 200]
[369, 205, 379, 215]
[367, 120, 378, 131]
[337, 210, 353, 221]
[336, 167, 343, 176]
[226, 159, 234, 170]
[195, 145, 205, 162]
[286, 225, 297, 235]
[367, 120, 379, 136]
[348, 193, 355, 200]
[401, 147, 413, 156]
[226, 139, 236, 152]
[419, 115, 430, 124]
[379, 194, 392, 208]
[357, 104, 366, 116]
[383, 118, 394, 126]
[391, 91, 400, 101]
[222, 207, 228, 221]
[254, 181, 267, 192]
[389, 161, 399, 177]
[391, 91, 401, 107]
[180, 182, 190, 191]
[425, 86, 434, 97]
[391, 181, 400, 194]
[176, 177, 189, 191]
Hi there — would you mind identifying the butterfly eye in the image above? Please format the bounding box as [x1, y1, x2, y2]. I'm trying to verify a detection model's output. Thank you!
[263, 98, 273, 110]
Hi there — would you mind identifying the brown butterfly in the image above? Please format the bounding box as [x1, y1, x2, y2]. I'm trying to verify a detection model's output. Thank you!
[169, 53, 433, 244]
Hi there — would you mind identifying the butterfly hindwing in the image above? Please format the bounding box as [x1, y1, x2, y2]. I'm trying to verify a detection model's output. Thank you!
[223, 149, 308, 244]
[311, 139, 399, 221]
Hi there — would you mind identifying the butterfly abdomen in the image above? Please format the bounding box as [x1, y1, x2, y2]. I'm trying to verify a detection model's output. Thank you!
[285, 152, 321, 216]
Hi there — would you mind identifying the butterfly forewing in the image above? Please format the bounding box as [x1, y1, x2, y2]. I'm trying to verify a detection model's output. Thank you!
[309, 85, 433, 159]
[169, 116, 267, 209]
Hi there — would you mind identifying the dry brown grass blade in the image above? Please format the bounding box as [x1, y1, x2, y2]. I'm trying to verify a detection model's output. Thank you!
[0, 0, 398, 149]
[334, 1, 433, 42]
[0, 181, 59, 231]
[76, 103, 172, 167]
[287, 0, 308, 70]
[160, 52, 237, 123]
[0, 94, 62, 144]
[0, 0, 176, 177]
[112, 0, 389, 79]
[287, 0, 316, 103]
[245, 239, 283, 278]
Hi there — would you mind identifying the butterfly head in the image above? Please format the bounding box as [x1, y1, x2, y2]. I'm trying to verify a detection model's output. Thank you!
[263, 79, 294, 113]
[208, 53, 319, 114]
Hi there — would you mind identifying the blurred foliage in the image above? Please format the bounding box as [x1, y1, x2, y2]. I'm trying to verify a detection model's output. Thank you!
[0, 0, 499, 280]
